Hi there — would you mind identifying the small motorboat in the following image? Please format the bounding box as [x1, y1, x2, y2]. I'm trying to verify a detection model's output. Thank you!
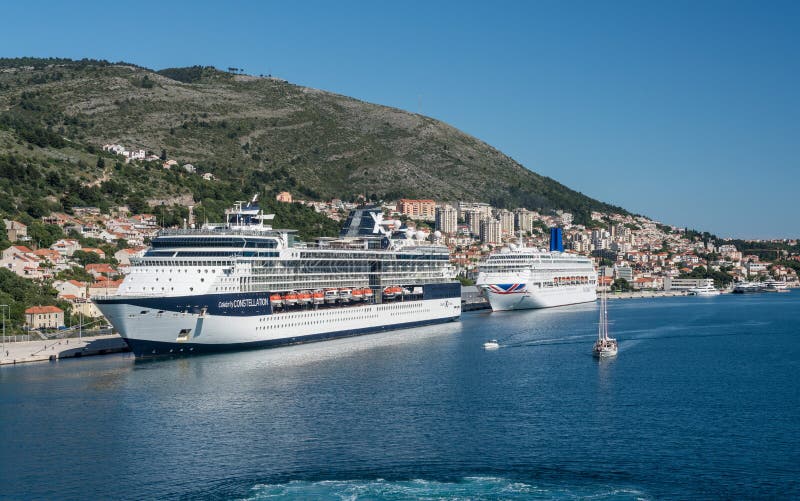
[483, 339, 500, 350]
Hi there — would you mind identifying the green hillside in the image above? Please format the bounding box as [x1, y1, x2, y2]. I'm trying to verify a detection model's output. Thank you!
[0, 57, 627, 228]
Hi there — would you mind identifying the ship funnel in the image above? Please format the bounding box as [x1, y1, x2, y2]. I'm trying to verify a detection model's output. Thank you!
[549, 227, 563, 252]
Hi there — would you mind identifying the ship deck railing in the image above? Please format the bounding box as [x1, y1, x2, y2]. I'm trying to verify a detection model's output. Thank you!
[158, 228, 295, 237]
[91, 292, 172, 300]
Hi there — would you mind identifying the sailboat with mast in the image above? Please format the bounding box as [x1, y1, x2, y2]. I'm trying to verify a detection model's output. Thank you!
[592, 286, 618, 358]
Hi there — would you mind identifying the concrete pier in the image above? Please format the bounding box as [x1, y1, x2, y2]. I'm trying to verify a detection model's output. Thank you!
[462, 285, 491, 311]
[0, 335, 129, 366]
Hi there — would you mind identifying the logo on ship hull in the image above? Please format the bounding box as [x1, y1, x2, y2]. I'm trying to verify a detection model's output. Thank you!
[217, 297, 269, 309]
[487, 284, 527, 294]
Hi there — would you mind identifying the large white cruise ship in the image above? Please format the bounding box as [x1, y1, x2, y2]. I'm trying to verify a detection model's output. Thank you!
[476, 228, 597, 311]
[94, 198, 461, 357]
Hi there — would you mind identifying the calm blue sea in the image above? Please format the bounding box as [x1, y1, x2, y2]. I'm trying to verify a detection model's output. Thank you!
[1, 292, 799, 500]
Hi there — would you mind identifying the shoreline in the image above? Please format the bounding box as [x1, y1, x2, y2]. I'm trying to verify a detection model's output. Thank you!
[606, 291, 690, 300]
[3, 288, 782, 365]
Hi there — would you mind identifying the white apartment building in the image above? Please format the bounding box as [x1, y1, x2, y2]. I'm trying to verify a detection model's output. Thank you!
[464, 210, 485, 236]
[664, 277, 714, 291]
[457, 202, 492, 220]
[435, 205, 458, 235]
[614, 264, 634, 283]
[745, 261, 768, 274]
[557, 211, 573, 226]
[497, 210, 515, 235]
[479, 218, 502, 245]
[514, 209, 536, 234]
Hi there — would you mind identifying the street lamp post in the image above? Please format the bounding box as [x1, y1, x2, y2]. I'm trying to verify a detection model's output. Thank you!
[1, 304, 8, 353]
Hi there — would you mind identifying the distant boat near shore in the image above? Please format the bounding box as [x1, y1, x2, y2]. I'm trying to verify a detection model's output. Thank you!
[762, 279, 789, 292]
[733, 280, 790, 294]
[733, 282, 762, 294]
[688, 284, 721, 296]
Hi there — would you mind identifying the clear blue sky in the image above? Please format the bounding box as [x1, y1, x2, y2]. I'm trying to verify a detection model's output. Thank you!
[4, 0, 798, 238]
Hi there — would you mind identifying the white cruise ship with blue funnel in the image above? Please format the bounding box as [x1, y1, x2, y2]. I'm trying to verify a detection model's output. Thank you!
[94, 198, 460, 357]
[476, 228, 597, 311]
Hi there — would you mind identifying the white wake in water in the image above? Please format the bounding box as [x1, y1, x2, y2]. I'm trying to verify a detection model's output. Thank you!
[243, 476, 650, 500]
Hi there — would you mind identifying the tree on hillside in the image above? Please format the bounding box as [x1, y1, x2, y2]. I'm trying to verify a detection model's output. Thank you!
[598, 257, 615, 267]
[160, 149, 167, 161]
[0, 219, 9, 250]
[72, 250, 102, 267]
[127, 195, 150, 215]
[0, 268, 62, 331]
[611, 278, 632, 292]
[26, 222, 64, 248]
[55, 266, 93, 283]
[96, 156, 105, 169]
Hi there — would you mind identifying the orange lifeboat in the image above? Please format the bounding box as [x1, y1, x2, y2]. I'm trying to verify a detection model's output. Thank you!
[269, 293, 283, 306]
[284, 291, 298, 306]
[298, 290, 312, 304]
[363, 288, 374, 300]
[352, 288, 364, 301]
[312, 290, 325, 304]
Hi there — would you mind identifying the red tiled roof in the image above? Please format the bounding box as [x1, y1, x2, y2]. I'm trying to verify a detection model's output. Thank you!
[86, 263, 116, 272]
[25, 305, 63, 314]
[33, 249, 60, 259]
[90, 279, 123, 288]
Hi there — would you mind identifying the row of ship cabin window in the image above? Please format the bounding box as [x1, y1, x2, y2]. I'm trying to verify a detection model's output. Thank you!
[258, 302, 423, 320]
[255, 314, 382, 329]
[135, 268, 217, 274]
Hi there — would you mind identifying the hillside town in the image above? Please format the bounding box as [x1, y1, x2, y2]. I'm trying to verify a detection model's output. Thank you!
[101, 143, 216, 179]
[292, 195, 799, 289]
[1, 191, 797, 333]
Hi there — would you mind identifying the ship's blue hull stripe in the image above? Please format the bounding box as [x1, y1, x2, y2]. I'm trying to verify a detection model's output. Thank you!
[94, 292, 272, 316]
[95, 285, 461, 317]
[422, 282, 461, 300]
[123, 316, 460, 357]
